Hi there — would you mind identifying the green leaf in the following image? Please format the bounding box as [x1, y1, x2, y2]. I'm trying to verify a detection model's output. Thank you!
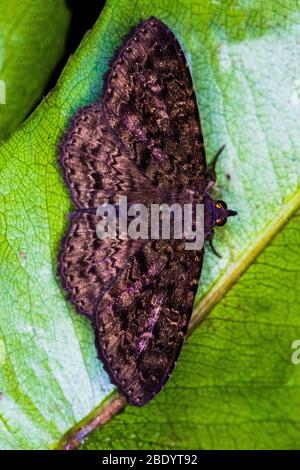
[0, 0, 71, 140]
[82, 211, 300, 450]
[0, 0, 300, 450]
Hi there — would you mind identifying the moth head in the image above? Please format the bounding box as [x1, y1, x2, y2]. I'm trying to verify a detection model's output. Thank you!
[214, 200, 237, 227]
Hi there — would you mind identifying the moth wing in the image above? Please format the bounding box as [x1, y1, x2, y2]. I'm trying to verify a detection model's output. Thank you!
[103, 17, 207, 189]
[59, 104, 149, 209]
[94, 240, 203, 405]
[57, 212, 144, 319]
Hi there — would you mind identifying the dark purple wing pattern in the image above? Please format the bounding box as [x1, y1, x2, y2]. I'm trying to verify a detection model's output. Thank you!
[59, 104, 149, 209]
[103, 18, 206, 189]
[94, 240, 203, 405]
[57, 17, 206, 405]
[57, 212, 144, 319]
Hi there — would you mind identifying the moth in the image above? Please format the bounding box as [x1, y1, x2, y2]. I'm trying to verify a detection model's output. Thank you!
[57, 17, 237, 406]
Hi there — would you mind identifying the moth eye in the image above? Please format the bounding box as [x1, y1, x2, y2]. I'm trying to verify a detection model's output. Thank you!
[215, 200, 227, 209]
[216, 218, 227, 226]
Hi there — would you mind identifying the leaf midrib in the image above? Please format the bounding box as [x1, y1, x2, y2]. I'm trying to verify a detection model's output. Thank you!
[190, 190, 300, 333]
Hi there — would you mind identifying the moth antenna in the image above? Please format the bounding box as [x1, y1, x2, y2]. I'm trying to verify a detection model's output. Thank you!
[205, 144, 226, 188]
[211, 144, 226, 173]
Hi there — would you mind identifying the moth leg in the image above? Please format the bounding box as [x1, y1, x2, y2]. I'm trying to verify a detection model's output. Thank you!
[206, 231, 222, 258]
[205, 144, 226, 190]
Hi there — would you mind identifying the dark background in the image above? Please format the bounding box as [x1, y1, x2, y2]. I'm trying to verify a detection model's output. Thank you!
[45, 0, 107, 93]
